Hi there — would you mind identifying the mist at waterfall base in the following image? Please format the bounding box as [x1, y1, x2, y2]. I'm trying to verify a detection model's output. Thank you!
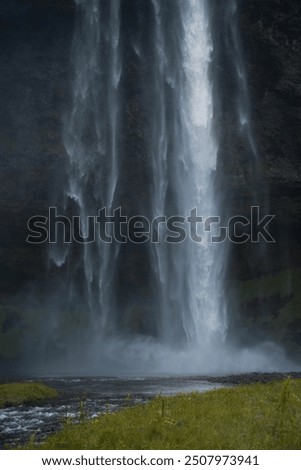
[16, 0, 298, 377]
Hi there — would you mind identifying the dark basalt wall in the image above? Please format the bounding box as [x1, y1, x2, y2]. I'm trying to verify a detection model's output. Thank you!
[0, 0, 300, 364]
[0, 0, 74, 294]
[211, 0, 301, 357]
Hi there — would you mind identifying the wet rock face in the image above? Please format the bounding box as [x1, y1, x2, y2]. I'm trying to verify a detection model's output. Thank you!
[0, 1, 300, 361]
[240, 0, 301, 188]
[210, 0, 301, 271]
[0, 0, 74, 293]
[210, 0, 301, 356]
[211, 0, 301, 189]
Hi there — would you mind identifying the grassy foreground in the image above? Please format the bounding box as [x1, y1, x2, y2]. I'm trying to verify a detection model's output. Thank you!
[25, 379, 301, 450]
[0, 383, 57, 407]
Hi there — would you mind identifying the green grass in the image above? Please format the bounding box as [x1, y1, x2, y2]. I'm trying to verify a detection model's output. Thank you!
[0, 383, 57, 408]
[24, 379, 301, 450]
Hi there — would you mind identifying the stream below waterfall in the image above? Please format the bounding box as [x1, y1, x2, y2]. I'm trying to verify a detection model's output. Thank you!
[0, 376, 223, 448]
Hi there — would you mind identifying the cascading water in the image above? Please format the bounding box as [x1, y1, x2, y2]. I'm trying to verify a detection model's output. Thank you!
[49, 0, 122, 346]
[45, 0, 227, 369]
[40, 0, 295, 374]
[149, 0, 226, 346]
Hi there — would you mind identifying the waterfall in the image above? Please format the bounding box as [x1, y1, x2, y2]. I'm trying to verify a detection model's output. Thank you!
[149, 0, 226, 346]
[49, 0, 122, 344]
[40, 0, 294, 374]
[45, 0, 227, 371]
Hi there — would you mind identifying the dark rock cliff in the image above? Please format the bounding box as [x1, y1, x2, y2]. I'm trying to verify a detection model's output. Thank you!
[211, 0, 301, 358]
